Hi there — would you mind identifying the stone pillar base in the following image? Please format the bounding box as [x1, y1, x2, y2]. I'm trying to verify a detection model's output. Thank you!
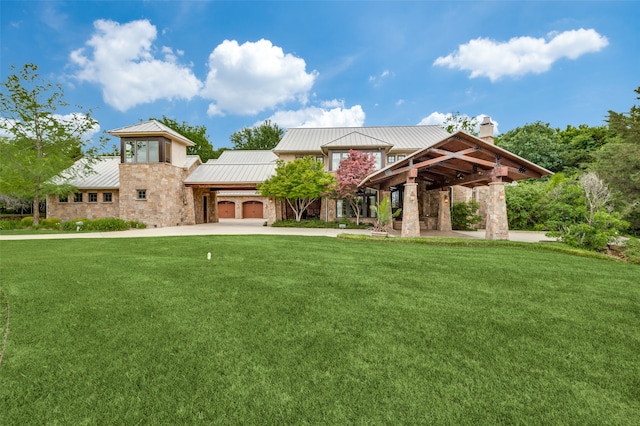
[485, 182, 509, 240]
[438, 189, 452, 232]
[401, 183, 420, 238]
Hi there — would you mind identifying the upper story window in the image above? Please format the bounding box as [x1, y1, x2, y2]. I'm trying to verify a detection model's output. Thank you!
[330, 150, 382, 171]
[121, 137, 171, 164]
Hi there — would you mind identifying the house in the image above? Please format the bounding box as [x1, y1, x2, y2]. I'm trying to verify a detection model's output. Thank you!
[46, 119, 552, 238]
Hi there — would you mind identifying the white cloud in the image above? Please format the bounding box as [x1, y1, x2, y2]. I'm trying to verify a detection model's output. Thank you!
[70, 19, 202, 111]
[202, 39, 318, 116]
[418, 112, 449, 126]
[433, 28, 608, 81]
[418, 112, 499, 134]
[369, 69, 393, 87]
[266, 101, 365, 128]
[0, 114, 100, 141]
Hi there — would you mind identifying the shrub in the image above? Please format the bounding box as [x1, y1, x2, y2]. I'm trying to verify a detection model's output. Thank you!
[451, 201, 482, 230]
[548, 211, 629, 251]
[20, 216, 34, 227]
[0, 219, 23, 230]
[84, 218, 130, 231]
[127, 221, 146, 229]
[622, 237, 640, 264]
[60, 218, 146, 232]
[39, 218, 61, 229]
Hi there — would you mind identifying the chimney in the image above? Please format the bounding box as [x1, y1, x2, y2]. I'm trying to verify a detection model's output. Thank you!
[479, 116, 495, 144]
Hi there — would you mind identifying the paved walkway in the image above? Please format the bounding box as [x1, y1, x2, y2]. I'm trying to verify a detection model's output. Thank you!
[0, 218, 554, 242]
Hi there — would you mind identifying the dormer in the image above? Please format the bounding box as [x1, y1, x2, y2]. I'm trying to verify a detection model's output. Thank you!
[107, 120, 196, 167]
[321, 131, 393, 171]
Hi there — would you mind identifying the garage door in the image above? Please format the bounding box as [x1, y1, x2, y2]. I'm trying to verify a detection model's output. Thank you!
[218, 201, 235, 218]
[242, 201, 263, 218]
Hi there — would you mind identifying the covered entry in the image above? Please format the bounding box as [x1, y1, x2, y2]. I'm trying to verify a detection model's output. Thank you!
[360, 126, 552, 239]
[242, 201, 263, 218]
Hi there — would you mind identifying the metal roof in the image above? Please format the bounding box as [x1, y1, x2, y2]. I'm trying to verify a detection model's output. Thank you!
[216, 150, 278, 164]
[274, 125, 450, 153]
[185, 163, 276, 184]
[321, 131, 393, 150]
[107, 120, 196, 146]
[217, 190, 260, 197]
[58, 156, 120, 189]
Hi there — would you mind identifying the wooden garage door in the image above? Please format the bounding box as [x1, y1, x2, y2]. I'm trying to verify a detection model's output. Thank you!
[218, 201, 235, 218]
[242, 201, 263, 218]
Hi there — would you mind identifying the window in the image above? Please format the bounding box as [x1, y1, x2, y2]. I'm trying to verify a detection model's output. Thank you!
[316, 156, 324, 163]
[123, 138, 170, 164]
[330, 152, 350, 171]
[336, 190, 379, 219]
[387, 155, 396, 164]
[136, 189, 147, 200]
[88, 193, 98, 203]
[73, 192, 83, 203]
[397, 155, 406, 161]
[59, 195, 68, 203]
[103, 193, 112, 203]
[331, 150, 382, 171]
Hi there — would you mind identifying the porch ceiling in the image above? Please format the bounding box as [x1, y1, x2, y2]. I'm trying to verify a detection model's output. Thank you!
[360, 131, 552, 191]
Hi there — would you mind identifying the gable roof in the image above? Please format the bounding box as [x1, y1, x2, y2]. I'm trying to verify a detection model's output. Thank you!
[321, 131, 393, 152]
[274, 125, 450, 153]
[360, 131, 553, 190]
[107, 120, 196, 146]
[184, 163, 276, 187]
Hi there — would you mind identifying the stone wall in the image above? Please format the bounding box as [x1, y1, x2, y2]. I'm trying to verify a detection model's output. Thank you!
[46, 190, 119, 221]
[118, 163, 194, 228]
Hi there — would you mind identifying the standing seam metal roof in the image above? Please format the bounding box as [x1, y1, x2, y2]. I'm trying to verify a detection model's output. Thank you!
[107, 120, 196, 146]
[58, 157, 121, 189]
[274, 125, 450, 152]
[185, 163, 276, 184]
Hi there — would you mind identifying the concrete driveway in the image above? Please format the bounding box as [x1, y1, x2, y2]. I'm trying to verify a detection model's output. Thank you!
[0, 219, 554, 242]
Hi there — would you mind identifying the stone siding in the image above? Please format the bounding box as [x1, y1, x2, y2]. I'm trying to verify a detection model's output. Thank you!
[118, 163, 194, 228]
[46, 190, 119, 221]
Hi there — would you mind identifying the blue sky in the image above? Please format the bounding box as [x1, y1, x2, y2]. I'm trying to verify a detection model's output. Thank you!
[1, 1, 638, 149]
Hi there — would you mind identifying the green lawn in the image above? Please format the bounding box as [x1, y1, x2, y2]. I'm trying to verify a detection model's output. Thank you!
[1, 236, 638, 424]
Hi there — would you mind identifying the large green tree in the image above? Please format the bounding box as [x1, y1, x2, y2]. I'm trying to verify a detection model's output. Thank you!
[152, 116, 216, 163]
[0, 64, 100, 224]
[558, 124, 611, 174]
[230, 120, 284, 150]
[495, 121, 565, 172]
[258, 156, 335, 222]
[593, 86, 640, 233]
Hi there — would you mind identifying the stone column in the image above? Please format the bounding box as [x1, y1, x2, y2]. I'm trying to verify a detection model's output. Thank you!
[210, 191, 219, 223]
[438, 189, 452, 232]
[485, 182, 509, 240]
[401, 182, 420, 238]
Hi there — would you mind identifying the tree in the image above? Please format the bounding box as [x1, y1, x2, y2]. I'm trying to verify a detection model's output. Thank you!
[230, 120, 284, 150]
[152, 116, 215, 163]
[258, 156, 335, 222]
[442, 112, 478, 135]
[495, 121, 565, 172]
[334, 150, 376, 225]
[0, 64, 100, 225]
[558, 124, 611, 174]
[580, 172, 612, 225]
[593, 86, 640, 234]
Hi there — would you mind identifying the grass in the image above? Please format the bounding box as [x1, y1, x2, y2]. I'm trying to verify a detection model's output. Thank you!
[1, 236, 638, 424]
[272, 218, 370, 229]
